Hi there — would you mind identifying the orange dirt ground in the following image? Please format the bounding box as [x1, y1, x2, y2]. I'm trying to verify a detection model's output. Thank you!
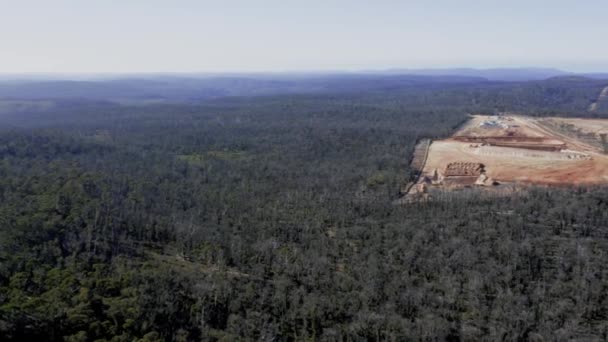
[415, 115, 608, 192]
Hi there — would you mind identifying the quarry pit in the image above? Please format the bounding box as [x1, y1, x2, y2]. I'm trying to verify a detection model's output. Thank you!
[406, 115, 608, 198]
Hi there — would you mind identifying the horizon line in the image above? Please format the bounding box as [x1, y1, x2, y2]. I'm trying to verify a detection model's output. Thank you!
[0, 67, 607, 76]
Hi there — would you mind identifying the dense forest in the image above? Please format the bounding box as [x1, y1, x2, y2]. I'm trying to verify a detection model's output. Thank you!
[2, 76, 608, 340]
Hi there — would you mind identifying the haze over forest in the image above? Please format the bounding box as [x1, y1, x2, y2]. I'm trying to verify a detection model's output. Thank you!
[2, 1, 608, 341]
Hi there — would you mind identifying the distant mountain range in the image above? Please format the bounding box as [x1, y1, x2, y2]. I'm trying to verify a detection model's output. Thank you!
[2, 67, 607, 82]
[362, 68, 608, 82]
[0, 68, 606, 103]
[370, 67, 568, 81]
[0, 75, 489, 102]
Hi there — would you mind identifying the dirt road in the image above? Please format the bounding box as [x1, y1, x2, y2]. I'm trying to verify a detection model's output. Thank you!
[513, 116, 598, 153]
[588, 86, 608, 112]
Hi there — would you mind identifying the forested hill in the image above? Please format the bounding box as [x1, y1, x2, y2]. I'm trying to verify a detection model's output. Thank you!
[0, 74, 607, 116]
[2, 78, 608, 340]
[0, 74, 487, 102]
[436, 76, 608, 116]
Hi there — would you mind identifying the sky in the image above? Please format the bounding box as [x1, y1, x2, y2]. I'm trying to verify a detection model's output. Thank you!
[1, 0, 607, 73]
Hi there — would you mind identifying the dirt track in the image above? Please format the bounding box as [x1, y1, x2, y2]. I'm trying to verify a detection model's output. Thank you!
[588, 86, 608, 112]
[516, 116, 599, 153]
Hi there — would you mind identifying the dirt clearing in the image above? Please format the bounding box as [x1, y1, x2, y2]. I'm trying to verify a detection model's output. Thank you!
[407, 115, 608, 198]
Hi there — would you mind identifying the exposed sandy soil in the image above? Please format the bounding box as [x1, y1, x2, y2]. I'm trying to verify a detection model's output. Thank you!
[544, 117, 608, 136]
[588, 86, 608, 112]
[415, 115, 608, 193]
[588, 87, 608, 112]
[589, 102, 599, 112]
[455, 115, 546, 138]
[423, 140, 608, 185]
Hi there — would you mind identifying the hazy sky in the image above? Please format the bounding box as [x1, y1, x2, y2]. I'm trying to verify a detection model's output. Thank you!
[1, 0, 607, 73]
